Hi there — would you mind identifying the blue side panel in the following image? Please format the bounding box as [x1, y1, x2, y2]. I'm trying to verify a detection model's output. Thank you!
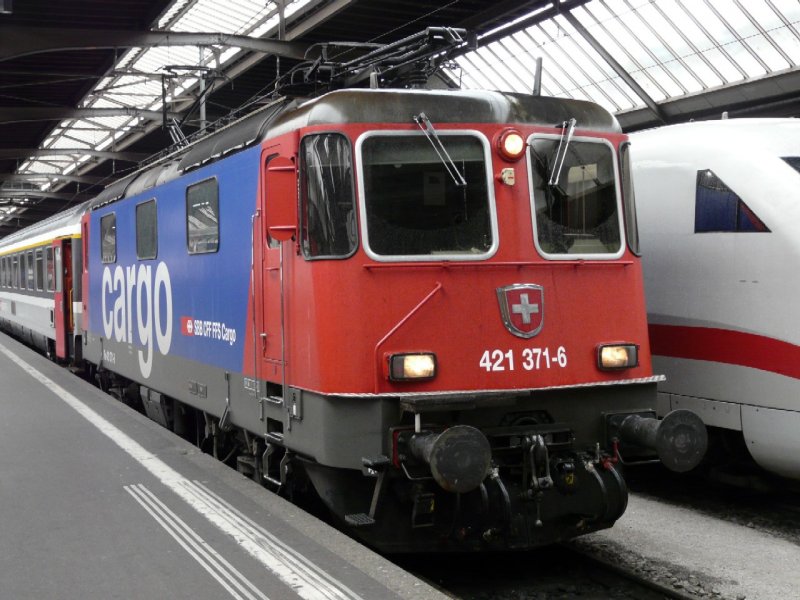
[88, 145, 260, 376]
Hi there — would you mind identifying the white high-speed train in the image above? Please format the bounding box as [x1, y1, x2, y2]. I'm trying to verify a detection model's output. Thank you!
[631, 118, 800, 480]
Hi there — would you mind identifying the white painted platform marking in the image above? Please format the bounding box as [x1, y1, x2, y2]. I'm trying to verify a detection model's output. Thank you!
[126, 483, 270, 600]
[0, 342, 365, 600]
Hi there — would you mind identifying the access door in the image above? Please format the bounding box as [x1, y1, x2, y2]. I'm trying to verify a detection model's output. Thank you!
[261, 155, 296, 373]
[51, 238, 72, 359]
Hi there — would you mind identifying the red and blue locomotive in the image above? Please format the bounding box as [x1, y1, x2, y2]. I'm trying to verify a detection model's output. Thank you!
[0, 30, 706, 552]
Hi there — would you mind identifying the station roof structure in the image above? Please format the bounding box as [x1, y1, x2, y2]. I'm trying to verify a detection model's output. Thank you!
[1, 0, 799, 237]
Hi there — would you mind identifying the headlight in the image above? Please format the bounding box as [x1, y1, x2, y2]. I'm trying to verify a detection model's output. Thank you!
[496, 129, 526, 161]
[597, 344, 639, 370]
[389, 353, 437, 381]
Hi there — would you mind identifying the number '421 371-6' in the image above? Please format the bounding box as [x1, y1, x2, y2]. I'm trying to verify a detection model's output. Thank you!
[479, 347, 568, 372]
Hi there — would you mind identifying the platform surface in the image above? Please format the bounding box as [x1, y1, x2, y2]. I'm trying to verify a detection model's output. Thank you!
[0, 332, 447, 600]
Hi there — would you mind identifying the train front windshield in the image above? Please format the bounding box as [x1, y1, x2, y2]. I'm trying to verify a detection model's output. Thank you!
[529, 138, 622, 256]
[360, 134, 493, 258]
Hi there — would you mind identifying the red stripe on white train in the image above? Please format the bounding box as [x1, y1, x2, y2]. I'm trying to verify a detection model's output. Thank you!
[648, 324, 800, 380]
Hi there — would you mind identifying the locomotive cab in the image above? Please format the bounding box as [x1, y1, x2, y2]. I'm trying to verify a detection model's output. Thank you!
[251, 89, 706, 551]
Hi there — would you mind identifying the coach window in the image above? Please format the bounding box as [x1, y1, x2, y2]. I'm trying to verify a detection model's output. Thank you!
[360, 133, 493, 258]
[300, 134, 356, 258]
[46, 247, 54, 292]
[695, 170, 769, 233]
[0, 257, 5, 287]
[186, 179, 219, 254]
[11, 255, 17, 289]
[101, 213, 117, 263]
[26, 251, 34, 289]
[136, 199, 158, 259]
[529, 137, 621, 257]
[35, 248, 44, 291]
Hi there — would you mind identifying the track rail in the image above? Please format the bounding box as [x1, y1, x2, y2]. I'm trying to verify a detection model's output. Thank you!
[564, 542, 701, 600]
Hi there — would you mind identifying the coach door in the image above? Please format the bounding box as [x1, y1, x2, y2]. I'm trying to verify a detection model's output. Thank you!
[51, 239, 71, 359]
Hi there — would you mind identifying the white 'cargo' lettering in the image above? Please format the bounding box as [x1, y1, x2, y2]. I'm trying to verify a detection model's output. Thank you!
[101, 261, 173, 379]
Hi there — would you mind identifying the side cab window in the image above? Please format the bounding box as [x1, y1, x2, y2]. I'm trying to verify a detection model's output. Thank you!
[299, 134, 356, 258]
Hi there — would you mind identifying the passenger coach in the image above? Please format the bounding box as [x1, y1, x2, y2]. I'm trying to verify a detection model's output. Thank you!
[0, 204, 83, 360]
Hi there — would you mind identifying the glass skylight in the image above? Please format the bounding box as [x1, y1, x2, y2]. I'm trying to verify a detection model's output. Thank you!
[456, 0, 800, 115]
[2, 0, 315, 223]
[3, 0, 800, 225]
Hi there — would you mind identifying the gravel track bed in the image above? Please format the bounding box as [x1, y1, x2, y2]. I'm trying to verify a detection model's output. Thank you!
[396, 546, 682, 600]
[626, 465, 800, 546]
[396, 465, 800, 600]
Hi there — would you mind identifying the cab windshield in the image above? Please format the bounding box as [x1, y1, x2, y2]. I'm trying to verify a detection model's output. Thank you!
[360, 134, 493, 258]
[529, 138, 621, 256]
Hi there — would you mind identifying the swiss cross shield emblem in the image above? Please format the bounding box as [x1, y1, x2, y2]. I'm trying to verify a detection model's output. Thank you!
[496, 284, 544, 338]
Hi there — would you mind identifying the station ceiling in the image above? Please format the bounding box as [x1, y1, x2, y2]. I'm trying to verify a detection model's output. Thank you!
[1, 0, 799, 237]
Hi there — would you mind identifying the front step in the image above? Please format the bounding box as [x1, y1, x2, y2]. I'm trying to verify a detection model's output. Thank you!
[344, 513, 376, 527]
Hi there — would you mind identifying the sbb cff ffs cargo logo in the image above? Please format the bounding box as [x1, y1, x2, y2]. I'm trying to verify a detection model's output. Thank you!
[497, 284, 544, 338]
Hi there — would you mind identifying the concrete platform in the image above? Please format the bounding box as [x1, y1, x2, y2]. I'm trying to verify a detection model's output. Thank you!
[0, 331, 447, 600]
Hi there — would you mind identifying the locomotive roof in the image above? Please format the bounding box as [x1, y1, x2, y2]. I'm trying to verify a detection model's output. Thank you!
[266, 88, 621, 135]
[89, 88, 621, 208]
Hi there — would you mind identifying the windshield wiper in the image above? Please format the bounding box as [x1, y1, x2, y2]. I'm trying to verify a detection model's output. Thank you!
[413, 112, 467, 187]
[549, 117, 576, 187]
